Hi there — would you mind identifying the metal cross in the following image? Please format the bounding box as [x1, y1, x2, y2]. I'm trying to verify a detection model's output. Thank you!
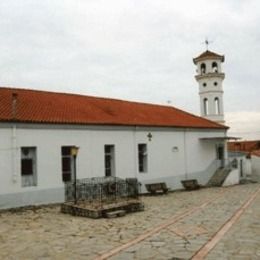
[203, 38, 213, 50]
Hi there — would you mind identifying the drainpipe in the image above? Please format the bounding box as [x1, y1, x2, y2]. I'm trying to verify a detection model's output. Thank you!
[133, 126, 137, 178]
[184, 129, 188, 180]
[224, 131, 228, 167]
[12, 93, 18, 183]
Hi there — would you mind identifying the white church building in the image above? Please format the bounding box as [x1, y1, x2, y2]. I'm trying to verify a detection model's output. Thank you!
[0, 50, 230, 209]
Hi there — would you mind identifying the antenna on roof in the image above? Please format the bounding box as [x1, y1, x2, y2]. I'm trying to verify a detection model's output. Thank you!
[201, 37, 213, 51]
[167, 100, 172, 106]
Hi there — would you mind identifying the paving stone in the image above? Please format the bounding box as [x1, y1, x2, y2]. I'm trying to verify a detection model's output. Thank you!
[112, 252, 134, 260]
[0, 183, 259, 259]
[151, 241, 166, 247]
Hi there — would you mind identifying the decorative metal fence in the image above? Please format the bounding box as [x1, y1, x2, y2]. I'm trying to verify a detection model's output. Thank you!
[64, 177, 140, 205]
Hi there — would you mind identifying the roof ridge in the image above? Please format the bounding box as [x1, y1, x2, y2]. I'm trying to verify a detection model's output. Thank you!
[0, 86, 173, 108]
[0, 86, 204, 112]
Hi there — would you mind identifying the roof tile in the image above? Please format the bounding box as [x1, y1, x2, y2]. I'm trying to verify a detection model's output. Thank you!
[0, 87, 227, 129]
[228, 140, 260, 153]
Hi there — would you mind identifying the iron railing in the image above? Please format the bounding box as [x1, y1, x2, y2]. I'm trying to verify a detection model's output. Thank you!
[64, 177, 140, 205]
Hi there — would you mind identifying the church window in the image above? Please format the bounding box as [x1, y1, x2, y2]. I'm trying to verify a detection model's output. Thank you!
[215, 97, 220, 114]
[200, 63, 206, 74]
[214, 82, 218, 86]
[203, 82, 207, 87]
[61, 146, 73, 182]
[138, 144, 148, 173]
[21, 147, 37, 187]
[212, 62, 218, 73]
[203, 98, 208, 115]
[104, 145, 115, 177]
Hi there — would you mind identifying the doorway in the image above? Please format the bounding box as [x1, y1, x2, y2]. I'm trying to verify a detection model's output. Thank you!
[216, 145, 225, 168]
[240, 159, 243, 177]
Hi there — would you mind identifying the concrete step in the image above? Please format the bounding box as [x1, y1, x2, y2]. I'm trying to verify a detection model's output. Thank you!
[105, 210, 126, 218]
[207, 168, 231, 187]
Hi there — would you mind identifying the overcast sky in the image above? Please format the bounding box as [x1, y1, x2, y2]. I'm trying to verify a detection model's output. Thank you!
[0, 0, 259, 140]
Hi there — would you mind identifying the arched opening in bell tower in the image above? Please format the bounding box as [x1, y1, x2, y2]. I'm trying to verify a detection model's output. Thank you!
[214, 97, 220, 114]
[200, 63, 206, 74]
[203, 98, 208, 115]
[212, 62, 218, 73]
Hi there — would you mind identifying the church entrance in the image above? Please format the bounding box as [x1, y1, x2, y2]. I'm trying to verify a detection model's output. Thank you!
[216, 144, 225, 168]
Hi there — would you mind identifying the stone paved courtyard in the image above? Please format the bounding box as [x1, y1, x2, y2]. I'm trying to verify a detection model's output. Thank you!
[0, 183, 259, 259]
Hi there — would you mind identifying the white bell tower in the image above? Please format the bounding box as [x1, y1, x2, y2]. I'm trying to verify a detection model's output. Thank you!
[193, 49, 225, 124]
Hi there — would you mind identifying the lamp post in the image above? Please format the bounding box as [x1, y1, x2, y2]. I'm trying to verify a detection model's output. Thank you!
[71, 146, 79, 204]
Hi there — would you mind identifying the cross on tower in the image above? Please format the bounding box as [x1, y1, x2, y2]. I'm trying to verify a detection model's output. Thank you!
[203, 38, 213, 50]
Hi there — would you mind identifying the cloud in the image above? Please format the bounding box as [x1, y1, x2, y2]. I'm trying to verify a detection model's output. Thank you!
[0, 0, 259, 136]
[226, 111, 260, 140]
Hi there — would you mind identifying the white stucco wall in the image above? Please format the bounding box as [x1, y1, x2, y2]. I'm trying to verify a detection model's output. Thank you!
[0, 128, 13, 189]
[228, 154, 252, 178]
[252, 156, 260, 176]
[243, 158, 252, 177]
[223, 169, 239, 186]
[0, 123, 227, 208]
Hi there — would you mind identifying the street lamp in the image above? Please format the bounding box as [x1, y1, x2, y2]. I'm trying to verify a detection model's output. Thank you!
[71, 146, 79, 204]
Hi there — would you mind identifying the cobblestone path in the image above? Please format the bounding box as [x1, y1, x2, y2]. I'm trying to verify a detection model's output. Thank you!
[0, 183, 259, 260]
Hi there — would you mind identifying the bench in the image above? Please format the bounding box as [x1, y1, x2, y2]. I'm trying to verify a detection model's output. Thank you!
[145, 182, 168, 195]
[181, 179, 200, 191]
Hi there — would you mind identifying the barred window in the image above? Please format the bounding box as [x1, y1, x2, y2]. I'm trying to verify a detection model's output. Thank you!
[104, 145, 115, 177]
[138, 144, 147, 173]
[61, 146, 73, 182]
[21, 147, 37, 187]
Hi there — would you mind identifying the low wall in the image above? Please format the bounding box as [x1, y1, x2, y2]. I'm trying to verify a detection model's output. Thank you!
[0, 187, 64, 210]
[223, 169, 239, 186]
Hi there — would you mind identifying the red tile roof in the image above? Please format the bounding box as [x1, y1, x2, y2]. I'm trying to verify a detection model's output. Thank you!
[193, 50, 225, 64]
[0, 87, 227, 129]
[228, 140, 260, 153]
[251, 150, 260, 157]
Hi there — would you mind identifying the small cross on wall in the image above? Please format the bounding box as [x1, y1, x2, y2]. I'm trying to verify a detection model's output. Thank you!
[147, 132, 153, 141]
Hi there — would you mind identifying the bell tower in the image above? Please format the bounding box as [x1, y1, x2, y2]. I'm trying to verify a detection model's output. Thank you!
[193, 49, 225, 124]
